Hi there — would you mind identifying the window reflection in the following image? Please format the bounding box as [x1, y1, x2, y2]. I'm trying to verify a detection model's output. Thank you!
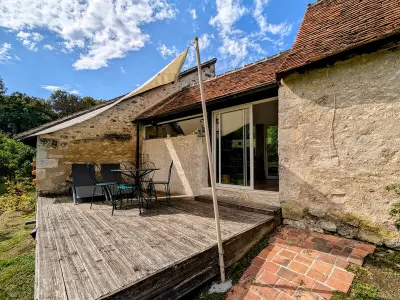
[145, 117, 203, 140]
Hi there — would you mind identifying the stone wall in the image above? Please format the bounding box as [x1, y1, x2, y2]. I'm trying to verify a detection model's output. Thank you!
[278, 45, 400, 248]
[35, 64, 215, 194]
[142, 135, 209, 196]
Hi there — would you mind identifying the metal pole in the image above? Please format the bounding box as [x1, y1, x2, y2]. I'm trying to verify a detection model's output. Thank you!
[194, 36, 226, 283]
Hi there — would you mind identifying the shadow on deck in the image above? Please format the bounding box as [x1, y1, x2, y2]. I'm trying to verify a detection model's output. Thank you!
[35, 196, 280, 300]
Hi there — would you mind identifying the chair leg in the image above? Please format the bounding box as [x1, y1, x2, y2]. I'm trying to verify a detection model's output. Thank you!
[167, 184, 171, 204]
[91, 186, 96, 209]
[72, 186, 77, 205]
[136, 188, 142, 214]
[147, 184, 152, 204]
[106, 187, 115, 215]
[152, 184, 158, 202]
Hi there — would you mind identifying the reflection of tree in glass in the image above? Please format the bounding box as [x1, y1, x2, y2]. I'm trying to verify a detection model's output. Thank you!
[267, 126, 278, 166]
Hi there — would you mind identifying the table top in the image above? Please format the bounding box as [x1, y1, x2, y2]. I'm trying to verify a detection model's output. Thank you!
[111, 168, 160, 172]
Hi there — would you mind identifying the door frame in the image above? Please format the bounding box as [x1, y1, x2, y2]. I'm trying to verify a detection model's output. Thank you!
[212, 96, 278, 190]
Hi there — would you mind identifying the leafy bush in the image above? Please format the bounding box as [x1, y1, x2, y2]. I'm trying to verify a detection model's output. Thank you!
[0, 131, 35, 181]
[385, 184, 400, 229]
[0, 181, 35, 214]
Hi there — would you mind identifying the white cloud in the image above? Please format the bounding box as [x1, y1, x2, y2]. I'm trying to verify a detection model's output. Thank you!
[253, 0, 269, 33]
[189, 8, 197, 20]
[41, 84, 80, 95]
[68, 89, 80, 95]
[157, 44, 179, 59]
[182, 46, 195, 70]
[207, 0, 292, 69]
[61, 40, 85, 53]
[16, 31, 44, 52]
[200, 0, 210, 12]
[199, 33, 213, 51]
[43, 44, 55, 51]
[0, 43, 19, 64]
[209, 0, 247, 34]
[252, 0, 292, 39]
[0, 0, 178, 70]
[265, 22, 292, 36]
[120, 66, 126, 73]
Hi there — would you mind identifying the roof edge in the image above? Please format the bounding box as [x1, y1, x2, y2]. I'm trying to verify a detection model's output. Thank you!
[15, 99, 118, 141]
[277, 31, 400, 79]
[135, 81, 279, 122]
[15, 58, 218, 141]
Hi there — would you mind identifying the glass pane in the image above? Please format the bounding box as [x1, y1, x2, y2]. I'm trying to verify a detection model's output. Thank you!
[267, 125, 279, 177]
[144, 117, 202, 139]
[220, 109, 246, 186]
[244, 108, 250, 186]
[215, 114, 220, 183]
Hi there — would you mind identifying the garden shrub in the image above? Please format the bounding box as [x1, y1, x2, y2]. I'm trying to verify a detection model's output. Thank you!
[385, 184, 400, 229]
[0, 181, 35, 214]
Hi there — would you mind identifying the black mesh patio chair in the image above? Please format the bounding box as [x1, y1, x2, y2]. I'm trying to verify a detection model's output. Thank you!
[140, 161, 157, 205]
[68, 164, 97, 205]
[100, 163, 141, 214]
[87, 162, 118, 215]
[149, 161, 173, 205]
[120, 160, 136, 169]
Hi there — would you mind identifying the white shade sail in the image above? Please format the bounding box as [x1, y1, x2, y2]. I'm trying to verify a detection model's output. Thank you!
[119, 48, 189, 101]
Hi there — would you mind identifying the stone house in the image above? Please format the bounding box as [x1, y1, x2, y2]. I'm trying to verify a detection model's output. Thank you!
[135, 0, 400, 248]
[276, 0, 400, 248]
[18, 0, 400, 248]
[16, 60, 216, 195]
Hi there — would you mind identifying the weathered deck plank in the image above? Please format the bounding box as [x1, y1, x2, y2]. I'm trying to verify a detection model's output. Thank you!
[35, 197, 278, 300]
[35, 198, 68, 300]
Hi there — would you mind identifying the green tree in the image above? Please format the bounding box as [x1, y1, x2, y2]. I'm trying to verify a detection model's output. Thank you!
[0, 132, 35, 181]
[0, 77, 57, 135]
[50, 90, 102, 117]
[0, 77, 103, 135]
[0, 92, 56, 135]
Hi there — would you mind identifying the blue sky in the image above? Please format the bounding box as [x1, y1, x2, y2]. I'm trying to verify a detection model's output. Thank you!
[0, 0, 312, 100]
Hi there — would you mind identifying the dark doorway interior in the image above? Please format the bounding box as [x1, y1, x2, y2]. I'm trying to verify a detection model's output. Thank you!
[253, 100, 279, 192]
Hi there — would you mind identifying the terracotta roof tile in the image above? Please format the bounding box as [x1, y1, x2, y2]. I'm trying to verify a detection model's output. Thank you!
[137, 51, 288, 119]
[279, 0, 400, 73]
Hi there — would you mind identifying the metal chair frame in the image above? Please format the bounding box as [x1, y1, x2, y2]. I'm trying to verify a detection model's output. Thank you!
[87, 162, 119, 215]
[150, 161, 173, 205]
[68, 164, 97, 205]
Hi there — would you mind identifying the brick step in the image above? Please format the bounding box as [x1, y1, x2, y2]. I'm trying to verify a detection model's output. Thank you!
[194, 195, 281, 217]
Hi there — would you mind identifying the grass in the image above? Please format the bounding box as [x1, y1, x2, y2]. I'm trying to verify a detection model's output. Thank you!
[332, 247, 400, 300]
[0, 210, 36, 300]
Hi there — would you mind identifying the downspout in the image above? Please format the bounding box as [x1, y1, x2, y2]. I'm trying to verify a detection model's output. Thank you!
[135, 121, 140, 167]
[133, 121, 141, 182]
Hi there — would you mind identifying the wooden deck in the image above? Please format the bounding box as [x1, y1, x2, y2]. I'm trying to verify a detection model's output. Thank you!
[35, 196, 279, 300]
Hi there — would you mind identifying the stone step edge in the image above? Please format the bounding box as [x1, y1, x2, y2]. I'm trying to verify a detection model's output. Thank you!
[194, 195, 281, 217]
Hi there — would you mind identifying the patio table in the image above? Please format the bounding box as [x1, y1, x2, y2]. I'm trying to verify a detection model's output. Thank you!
[111, 168, 160, 207]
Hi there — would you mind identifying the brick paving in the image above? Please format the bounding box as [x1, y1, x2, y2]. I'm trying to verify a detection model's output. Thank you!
[226, 226, 376, 300]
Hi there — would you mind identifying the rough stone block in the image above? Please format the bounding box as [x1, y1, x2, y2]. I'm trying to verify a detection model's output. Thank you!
[337, 224, 358, 239]
[321, 221, 337, 232]
[36, 159, 58, 169]
[308, 205, 327, 218]
[282, 201, 306, 221]
[357, 229, 384, 245]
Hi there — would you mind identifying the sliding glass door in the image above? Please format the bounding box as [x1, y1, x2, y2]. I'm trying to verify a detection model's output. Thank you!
[213, 98, 279, 191]
[214, 106, 252, 188]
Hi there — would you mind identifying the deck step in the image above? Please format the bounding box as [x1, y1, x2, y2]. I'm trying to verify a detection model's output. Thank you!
[194, 195, 281, 217]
